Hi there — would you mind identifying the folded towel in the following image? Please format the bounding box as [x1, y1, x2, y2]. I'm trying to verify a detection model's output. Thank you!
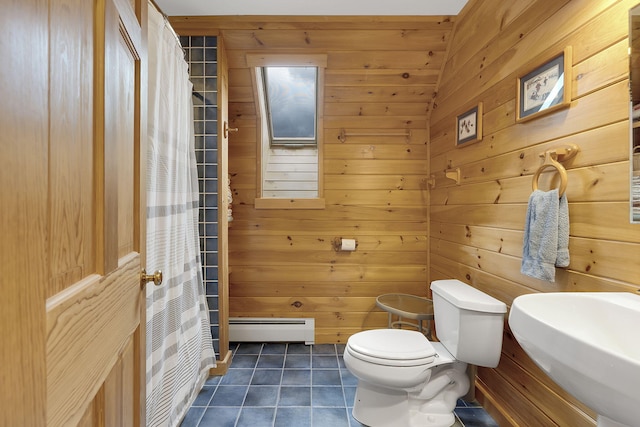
[555, 194, 570, 268]
[521, 189, 570, 282]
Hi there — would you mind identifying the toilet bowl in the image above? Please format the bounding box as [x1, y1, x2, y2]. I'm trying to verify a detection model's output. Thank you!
[343, 279, 507, 427]
[344, 329, 467, 427]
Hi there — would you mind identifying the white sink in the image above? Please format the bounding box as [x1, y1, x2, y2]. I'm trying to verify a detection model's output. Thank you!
[509, 292, 640, 427]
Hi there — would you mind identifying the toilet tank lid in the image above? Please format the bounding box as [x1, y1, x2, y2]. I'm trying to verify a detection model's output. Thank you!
[431, 280, 507, 313]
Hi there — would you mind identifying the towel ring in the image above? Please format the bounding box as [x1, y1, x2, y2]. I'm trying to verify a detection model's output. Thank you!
[532, 151, 568, 196]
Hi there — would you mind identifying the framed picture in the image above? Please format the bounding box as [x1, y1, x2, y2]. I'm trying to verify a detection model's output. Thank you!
[456, 102, 483, 147]
[516, 47, 572, 122]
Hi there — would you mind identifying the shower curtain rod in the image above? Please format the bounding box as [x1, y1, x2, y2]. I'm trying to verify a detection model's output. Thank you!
[149, 0, 183, 50]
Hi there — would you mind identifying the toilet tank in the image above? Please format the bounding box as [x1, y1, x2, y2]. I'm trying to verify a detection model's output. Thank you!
[430, 280, 507, 368]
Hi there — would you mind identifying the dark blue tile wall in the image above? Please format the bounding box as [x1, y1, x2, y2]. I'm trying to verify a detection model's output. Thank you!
[181, 35, 220, 355]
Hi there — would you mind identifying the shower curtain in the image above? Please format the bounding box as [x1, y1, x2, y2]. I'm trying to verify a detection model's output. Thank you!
[146, 4, 216, 426]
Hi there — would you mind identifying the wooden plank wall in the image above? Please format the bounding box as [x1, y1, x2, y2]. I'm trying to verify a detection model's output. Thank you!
[172, 16, 453, 343]
[431, 0, 640, 425]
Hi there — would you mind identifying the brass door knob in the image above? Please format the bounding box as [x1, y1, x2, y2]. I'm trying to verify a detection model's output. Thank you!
[141, 269, 163, 287]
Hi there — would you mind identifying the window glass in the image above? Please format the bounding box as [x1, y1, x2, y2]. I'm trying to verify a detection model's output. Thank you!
[264, 67, 317, 142]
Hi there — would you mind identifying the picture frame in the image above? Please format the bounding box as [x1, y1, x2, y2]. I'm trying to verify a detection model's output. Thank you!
[516, 47, 572, 122]
[455, 102, 483, 147]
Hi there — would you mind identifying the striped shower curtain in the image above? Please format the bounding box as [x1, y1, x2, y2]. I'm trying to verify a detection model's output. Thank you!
[146, 4, 216, 426]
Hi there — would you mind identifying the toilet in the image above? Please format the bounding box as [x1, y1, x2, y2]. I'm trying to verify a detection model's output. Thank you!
[343, 279, 507, 427]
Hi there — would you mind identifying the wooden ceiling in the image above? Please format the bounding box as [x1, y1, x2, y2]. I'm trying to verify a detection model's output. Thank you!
[171, 16, 456, 118]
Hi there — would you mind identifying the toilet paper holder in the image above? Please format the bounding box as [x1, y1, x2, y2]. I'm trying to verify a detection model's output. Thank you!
[332, 237, 358, 251]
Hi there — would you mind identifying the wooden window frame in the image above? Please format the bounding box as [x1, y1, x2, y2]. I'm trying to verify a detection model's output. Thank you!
[247, 54, 327, 209]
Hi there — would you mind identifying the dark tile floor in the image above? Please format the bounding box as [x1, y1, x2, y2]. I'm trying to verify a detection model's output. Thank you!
[181, 342, 499, 427]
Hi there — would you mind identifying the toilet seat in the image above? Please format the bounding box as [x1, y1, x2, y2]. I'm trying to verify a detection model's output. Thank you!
[346, 329, 436, 367]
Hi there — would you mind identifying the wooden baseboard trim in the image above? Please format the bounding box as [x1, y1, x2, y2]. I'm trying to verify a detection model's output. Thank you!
[209, 350, 232, 376]
[475, 379, 518, 427]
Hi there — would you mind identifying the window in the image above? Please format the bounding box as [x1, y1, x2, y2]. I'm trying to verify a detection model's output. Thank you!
[247, 54, 327, 209]
[263, 67, 317, 146]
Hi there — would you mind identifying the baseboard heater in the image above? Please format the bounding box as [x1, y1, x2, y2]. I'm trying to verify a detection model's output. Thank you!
[228, 317, 315, 345]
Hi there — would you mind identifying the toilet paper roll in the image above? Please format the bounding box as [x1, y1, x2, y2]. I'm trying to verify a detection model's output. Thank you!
[340, 238, 357, 251]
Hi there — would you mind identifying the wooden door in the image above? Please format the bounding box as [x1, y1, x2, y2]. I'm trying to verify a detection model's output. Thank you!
[1, 0, 148, 426]
[1, 1, 49, 425]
